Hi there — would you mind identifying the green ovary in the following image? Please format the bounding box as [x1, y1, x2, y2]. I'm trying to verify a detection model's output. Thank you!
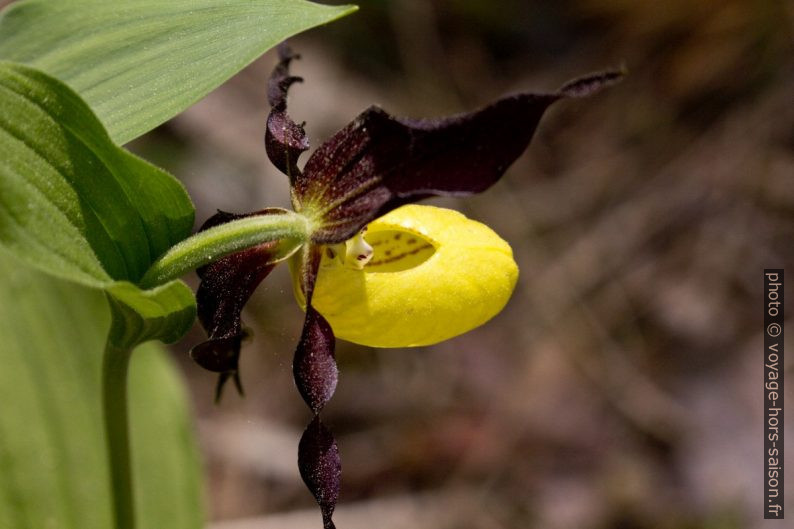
[300, 204, 519, 348]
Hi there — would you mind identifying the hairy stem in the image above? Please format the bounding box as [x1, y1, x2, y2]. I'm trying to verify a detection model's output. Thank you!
[139, 210, 311, 288]
[102, 337, 135, 529]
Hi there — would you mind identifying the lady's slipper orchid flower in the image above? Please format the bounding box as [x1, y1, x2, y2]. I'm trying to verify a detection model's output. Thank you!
[190, 43, 620, 529]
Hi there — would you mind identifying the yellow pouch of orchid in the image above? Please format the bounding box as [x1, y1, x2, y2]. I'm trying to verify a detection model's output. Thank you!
[293, 204, 518, 347]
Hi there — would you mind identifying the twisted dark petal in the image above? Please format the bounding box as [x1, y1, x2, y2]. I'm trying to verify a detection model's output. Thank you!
[265, 42, 309, 181]
[291, 246, 341, 524]
[191, 209, 283, 401]
[292, 245, 337, 413]
[294, 306, 338, 413]
[266, 112, 309, 180]
[295, 69, 622, 243]
[299, 416, 341, 529]
[267, 42, 301, 110]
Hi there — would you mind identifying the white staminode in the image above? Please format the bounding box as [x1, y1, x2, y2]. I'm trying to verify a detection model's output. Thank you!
[344, 229, 373, 269]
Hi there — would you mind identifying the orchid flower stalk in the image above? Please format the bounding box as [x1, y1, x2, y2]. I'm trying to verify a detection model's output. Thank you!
[179, 43, 621, 529]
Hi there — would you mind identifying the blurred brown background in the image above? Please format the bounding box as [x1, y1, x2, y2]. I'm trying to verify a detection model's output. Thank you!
[13, 0, 794, 527]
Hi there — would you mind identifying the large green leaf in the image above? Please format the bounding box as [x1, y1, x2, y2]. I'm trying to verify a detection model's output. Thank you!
[0, 250, 203, 529]
[0, 0, 357, 144]
[0, 61, 194, 288]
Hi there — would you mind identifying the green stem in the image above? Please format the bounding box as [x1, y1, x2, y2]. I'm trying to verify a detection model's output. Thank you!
[102, 337, 135, 529]
[139, 210, 311, 288]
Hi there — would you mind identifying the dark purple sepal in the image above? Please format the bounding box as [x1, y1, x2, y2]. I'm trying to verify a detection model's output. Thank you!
[192, 209, 285, 401]
[295, 69, 622, 244]
[299, 416, 341, 529]
[265, 42, 309, 182]
[190, 334, 243, 373]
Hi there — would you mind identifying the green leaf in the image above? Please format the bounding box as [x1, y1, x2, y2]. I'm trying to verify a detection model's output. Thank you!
[0, 0, 358, 144]
[0, 61, 194, 288]
[0, 251, 203, 529]
[107, 280, 197, 350]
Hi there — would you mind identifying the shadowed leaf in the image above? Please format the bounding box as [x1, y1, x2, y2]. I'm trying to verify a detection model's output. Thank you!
[0, 251, 203, 529]
[107, 280, 197, 350]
